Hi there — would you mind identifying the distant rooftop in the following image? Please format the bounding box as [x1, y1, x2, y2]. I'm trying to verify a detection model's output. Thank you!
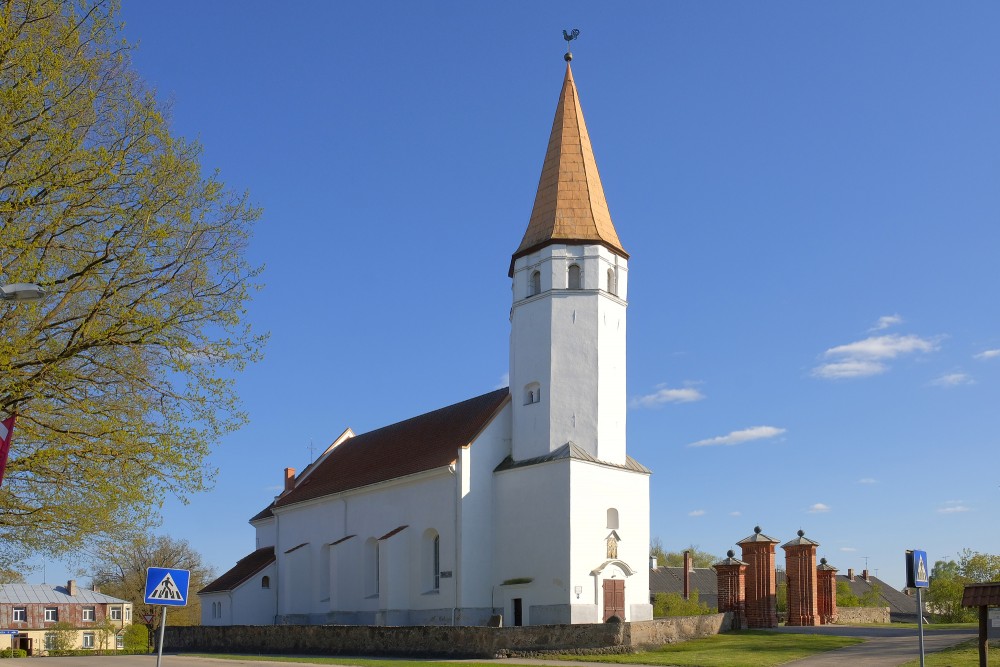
[0, 583, 128, 605]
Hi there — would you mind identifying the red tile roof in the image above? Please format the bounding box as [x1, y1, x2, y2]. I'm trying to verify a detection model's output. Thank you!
[274, 388, 510, 509]
[198, 547, 275, 594]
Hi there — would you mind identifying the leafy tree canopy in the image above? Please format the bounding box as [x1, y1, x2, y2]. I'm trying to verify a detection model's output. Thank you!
[651, 537, 719, 568]
[926, 549, 1000, 622]
[0, 0, 264, 566]
[88, 532, 214, 628]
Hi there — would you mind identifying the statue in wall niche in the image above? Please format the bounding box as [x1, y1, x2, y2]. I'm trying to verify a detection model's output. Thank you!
[606, 535, 618, 559]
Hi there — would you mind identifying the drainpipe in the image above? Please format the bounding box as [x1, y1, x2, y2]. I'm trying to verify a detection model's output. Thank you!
[450, 461, 459, 626]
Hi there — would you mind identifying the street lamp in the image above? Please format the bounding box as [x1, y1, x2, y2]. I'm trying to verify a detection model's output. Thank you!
[0, 283, 45, 302]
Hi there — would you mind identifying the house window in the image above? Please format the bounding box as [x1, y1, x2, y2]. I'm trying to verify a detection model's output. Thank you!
[82, 606, 95, 622]
[44, 633, 55, 651]
[44, 607, 58, 622]
[261, 575, 270, 589]
[125, 606, 131, 621]
[529, 270, 541, 296]
[109, 606, 122, 620]
[568, 264, 581, 289]
[82, 632, 94, 649]
[524, 382, 540, 405]
[607, 268, 617, 296]
[116, 634, 124, 649]
[607, 508, 619, 530]
[12, 607, 25, 622]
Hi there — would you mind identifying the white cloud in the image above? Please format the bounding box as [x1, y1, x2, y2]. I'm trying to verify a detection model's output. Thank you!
[840, 547, 857, 552]
[808, 503, 831, 513]
[813, 333, 940, 379]
[634, 383, 706, 408]
[688, 509, 706, 517]
[975, 349, 1000, 360]
[870, 314, 903, 331]
[930, 373, 974, 387]
[937, 500, 971, 514]
[729, 511, 742, 517]
[687, 425, 786, 448]
[496, 372, 509, 390]
[857, 478, 877, 485]
[813, 359, 888, 379]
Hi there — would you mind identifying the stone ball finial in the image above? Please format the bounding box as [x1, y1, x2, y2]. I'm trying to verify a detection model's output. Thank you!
[797, 529, 805, 537]
[821, 558, 828, 565]
[754, 525, 762, 534]
[727, 549, 735, 558]
[564, 52, 573, 62]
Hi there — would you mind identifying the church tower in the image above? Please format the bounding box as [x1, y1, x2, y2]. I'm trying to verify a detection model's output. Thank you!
[509, 61, 629, 465]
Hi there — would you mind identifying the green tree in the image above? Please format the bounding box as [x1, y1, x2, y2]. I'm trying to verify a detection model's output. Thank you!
[650, 538, 719, 568]
[88, 533, 213, 629]
[48, 621, 76, 653]
[121, 622, 149, 652]
[836, 581, 860, 607]
[925, 551, 1000, 623]
[0, 0, 263, 567]
[652, 591, 716, 617]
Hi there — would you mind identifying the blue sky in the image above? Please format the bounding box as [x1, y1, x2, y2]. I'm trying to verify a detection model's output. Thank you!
[30, 1, 999, 591]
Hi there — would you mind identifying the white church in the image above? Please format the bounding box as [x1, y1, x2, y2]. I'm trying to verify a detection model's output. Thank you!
[200, 58, 653, 627]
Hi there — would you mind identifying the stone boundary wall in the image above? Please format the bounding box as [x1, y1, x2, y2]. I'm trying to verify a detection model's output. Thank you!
[165, 614, 732, 658]
[835, 607, 890, 624]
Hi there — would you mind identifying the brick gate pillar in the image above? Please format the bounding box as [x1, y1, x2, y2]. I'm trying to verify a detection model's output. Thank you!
[817, 558, 839, 625]
[714, 550, 747, 629]
[738, 526, 780, 628]
[782, 530, 820, 626]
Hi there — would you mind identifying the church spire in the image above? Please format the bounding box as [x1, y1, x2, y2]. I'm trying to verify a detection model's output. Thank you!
[510, 60, 628, 275]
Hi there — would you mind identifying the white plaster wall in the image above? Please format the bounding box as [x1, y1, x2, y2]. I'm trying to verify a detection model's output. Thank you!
[568, 460, 651, 621]
[456, 403, 512, 612]
[273, 466, 461, 620]
[199, 561, 277, 626]
[252, 516, 276, 549]
[493, 458, 572, 624]
[510, 245, 628, 465]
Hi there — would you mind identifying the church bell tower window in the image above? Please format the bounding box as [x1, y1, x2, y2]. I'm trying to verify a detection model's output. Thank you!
[568, 264, 581, 289]
[524, 382, 541, 405]
[607, 268, 617, 296]
[529, 270, 541, 296]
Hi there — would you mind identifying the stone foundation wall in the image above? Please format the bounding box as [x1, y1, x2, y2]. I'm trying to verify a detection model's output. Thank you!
[165, 614, 732, 658]
[835, 607, 890, 624]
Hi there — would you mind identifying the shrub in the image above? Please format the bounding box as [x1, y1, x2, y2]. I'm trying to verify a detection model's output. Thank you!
[0, 648, 27, 657]
[653, 590, 716, 617]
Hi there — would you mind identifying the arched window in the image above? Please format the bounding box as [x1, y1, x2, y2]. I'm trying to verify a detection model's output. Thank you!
[530, 270, 541, 296]
[606, 508, 619, 530]
[261, 575, 270, 589]
[524, 382, 540, 405]
[607, 268, 617, 296]
[422, 529, 441, 592]
[568, 264, 581, 289]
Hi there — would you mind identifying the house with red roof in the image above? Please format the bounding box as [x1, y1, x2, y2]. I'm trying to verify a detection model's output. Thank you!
[199, 54, 652, 627]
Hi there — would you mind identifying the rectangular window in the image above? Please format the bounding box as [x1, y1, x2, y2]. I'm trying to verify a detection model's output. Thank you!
[44, 633, 55, 650]
[82, 632, 94, 649]
[44, 607, 58, 622]
[109, 606, 122, 620]
[12, 607, 26, 622]
[116, 634, 124, 649]
[124, 606, 131, 621]
[82, 606, 95, 621]
[433, 535, 441, 590]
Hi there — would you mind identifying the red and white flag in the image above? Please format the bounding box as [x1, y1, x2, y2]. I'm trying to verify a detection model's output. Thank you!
[0, 415, 15, 487]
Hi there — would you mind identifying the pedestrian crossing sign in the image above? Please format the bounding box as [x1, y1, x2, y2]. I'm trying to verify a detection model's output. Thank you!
[144, 567, 191, 606]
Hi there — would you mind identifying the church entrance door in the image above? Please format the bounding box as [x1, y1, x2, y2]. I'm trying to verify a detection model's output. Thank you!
[602, 579, 625, 621]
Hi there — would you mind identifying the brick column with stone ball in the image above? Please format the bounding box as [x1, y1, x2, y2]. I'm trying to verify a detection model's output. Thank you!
[782, 530, 821, 626]
[817, 557, 839, 625]
[737, 526, 780, 628]
[714, 550, 748, 629]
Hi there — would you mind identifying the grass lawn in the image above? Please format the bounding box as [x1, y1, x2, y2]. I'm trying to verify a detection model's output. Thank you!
[549, 630, 864, 667]
[898, 639, 1000, 666]
[187, 657, 500, 667]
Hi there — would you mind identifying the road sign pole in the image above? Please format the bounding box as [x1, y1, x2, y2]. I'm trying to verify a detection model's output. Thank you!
[916, 587, 925, 667]
[155, 606, 167, 667]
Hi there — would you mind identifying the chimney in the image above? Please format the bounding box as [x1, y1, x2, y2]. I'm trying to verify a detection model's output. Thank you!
[284, 467, 296, 493]
[650, 555, 657, 570]
[862, 569, 870, 582]
[683, 550, 692, 600]
[847, 568, 855, 582]
[67, 579, 77, 596]
[92, 585, 100, 593]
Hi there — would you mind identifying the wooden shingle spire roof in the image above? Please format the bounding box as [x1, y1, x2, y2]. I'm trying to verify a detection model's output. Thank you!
[510, 62, 627, 275]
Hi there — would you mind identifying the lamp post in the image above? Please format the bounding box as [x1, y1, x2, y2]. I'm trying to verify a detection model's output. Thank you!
[0, 283, 45, 302]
